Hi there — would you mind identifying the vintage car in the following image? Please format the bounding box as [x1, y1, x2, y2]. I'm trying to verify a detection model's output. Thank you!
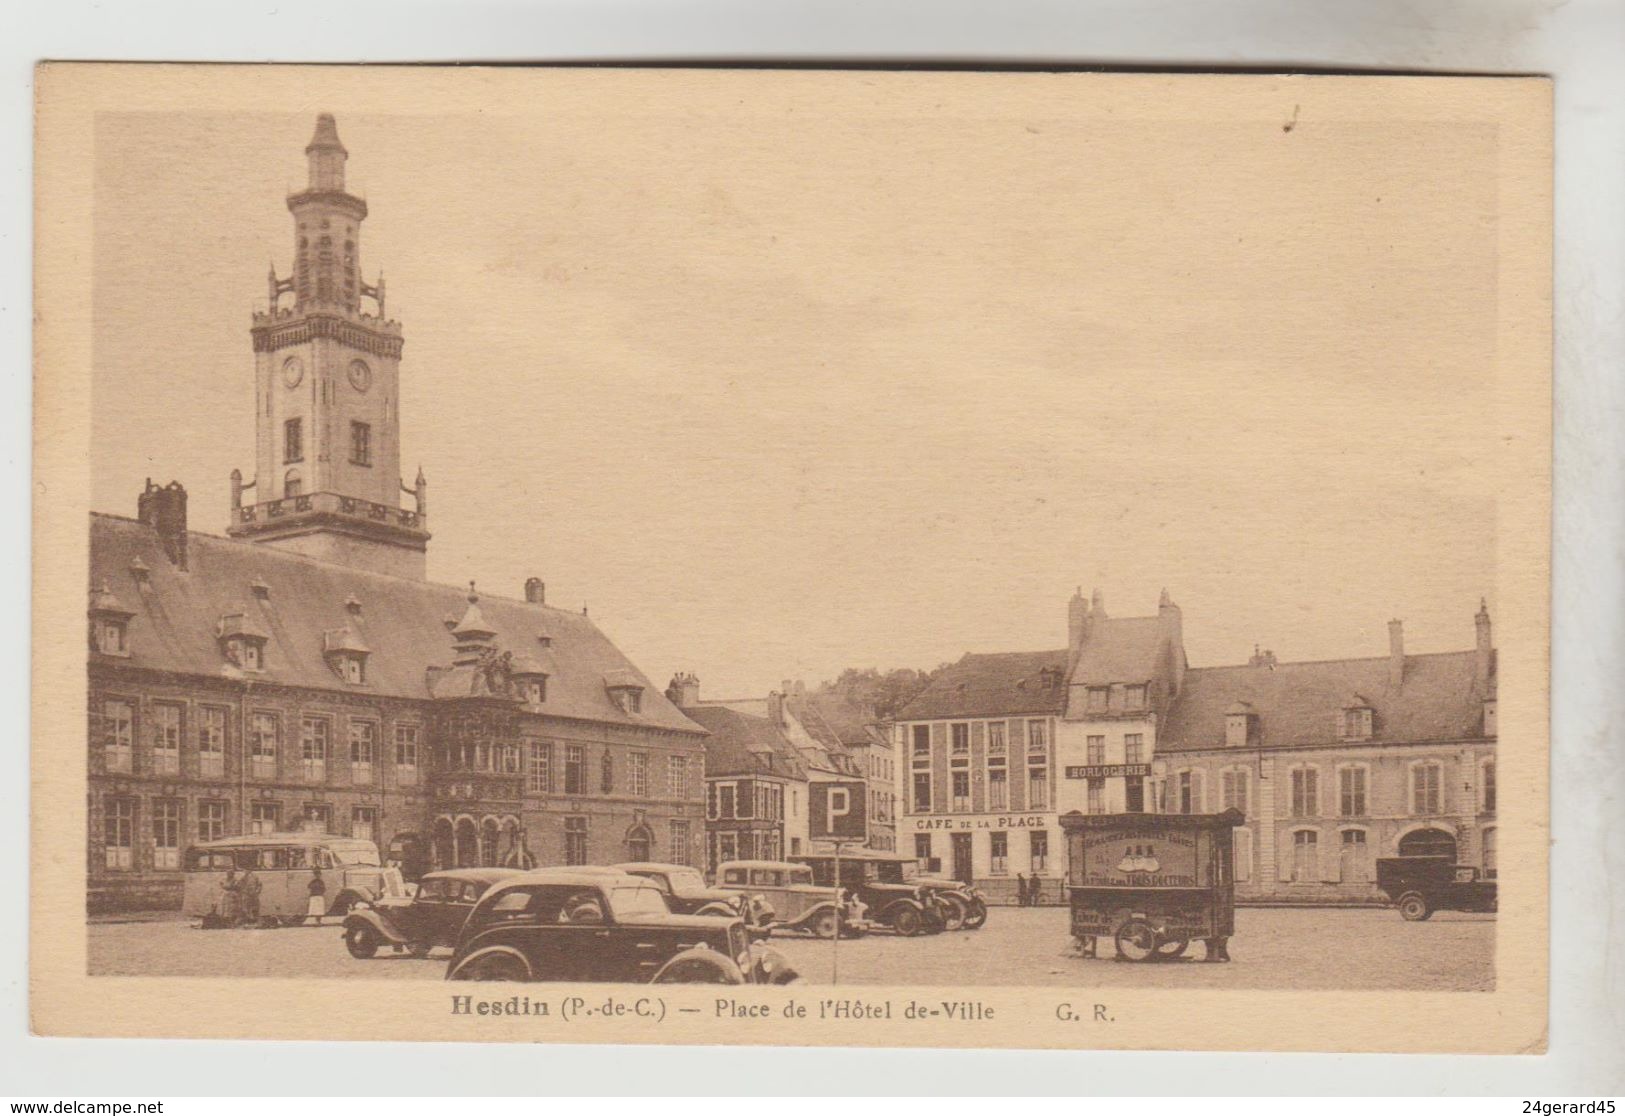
[714, 859, 868, 938]
[610, 861, 774, 931]
[910, 876, 988, 931]
[183, 832, 406, 927]
[445, 868, 798, 984]
[792, 850, 946, 937]
[341, 867, 518, 958]
[1376, 856, 1498, 921]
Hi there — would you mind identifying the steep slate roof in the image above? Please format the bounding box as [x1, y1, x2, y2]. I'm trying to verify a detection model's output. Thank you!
[89, 513, 703, 734]
[790, 690, 882, 749]
[1070, 615, 1169, 685]
[681, 704, 808, 780]
[893, 649, 1069, 721]
[1157, 650, 1489, 753]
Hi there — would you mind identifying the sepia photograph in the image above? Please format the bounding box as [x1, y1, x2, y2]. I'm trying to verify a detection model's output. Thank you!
[32, 63, 1551, 1053]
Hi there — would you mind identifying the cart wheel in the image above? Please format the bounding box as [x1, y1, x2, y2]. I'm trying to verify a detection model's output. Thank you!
[810, 911, 839, 940]
[1397, 893, 1432, 921]
[1113, 918, 1159, 962]
[1154, 936, 1189, 960]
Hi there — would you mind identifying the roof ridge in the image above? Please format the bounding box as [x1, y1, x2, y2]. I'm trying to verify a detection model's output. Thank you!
[1188, 648, 1478, 672]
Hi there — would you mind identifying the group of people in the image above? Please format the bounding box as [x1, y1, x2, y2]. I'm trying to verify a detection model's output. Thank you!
[207, 865, 327, 928]
[1013, 871, 1047, 907]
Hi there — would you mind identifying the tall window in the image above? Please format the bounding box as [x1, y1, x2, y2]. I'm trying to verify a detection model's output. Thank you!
[669, 820, 691, 867]
[1086, 735, 1105, 765]
[349, 421, 371, 466]
[986, 721, 1006, 755]
[717, 783, 736, 820]
[395, 724, 420, 785]
[1125, 776, 1145, 813]
[563, 745, 585, 795]
[152, 703, 182, 775]
[914, 834, 932, 863]
[987, 766, 1008, 809]
[951, 770, 970, 812]
[300, 716, 329, 783]
[1481, 759, 1496, 813]
[1030, 830, 1049, 872]
[250, 801, 280, 835]
[912, 725, 930, 757]
[1291, 767, 1319, 817]
[199, 706, 226, 778]
[284, 418, 303, 463]
[990, 832, 1008, 874]
[152, 799, 182, 869]
[600, 752, 615, 794]
[948, 723, 968, 756]
[1027, 720, 1049, 755]
[1412, 762, 1443, 815]
[564, 816, 588, 866]
[1338, 766, 1367, 817]
[303, 803, 332, 831]
[1027, 764, 1049, 809]
[102, 699, 133, 773]
[1177, 770, 1202, 814]
[103, 797, 135, 870]
[667, 754, 690, 798]
[197, 800, 227, 842]
[527, 740, 552, 794]
[1292, 829, 1319, 882]
[348, 721, 375, 784]
[1087, 778, 1105, 814]
[630, 752, 649, 797]
[913, 772, 931, 812]
[1221, 769, 1248, 814]
[1339, 829, 1371, 883]
[1124, 733, 1144, 765]
[250, 712, 278, 779]
[1482, 827, 1497, 879]
[351, 806, 376, 843]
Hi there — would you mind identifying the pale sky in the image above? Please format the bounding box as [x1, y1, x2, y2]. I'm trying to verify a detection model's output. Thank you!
[92, 84, 1499, 698]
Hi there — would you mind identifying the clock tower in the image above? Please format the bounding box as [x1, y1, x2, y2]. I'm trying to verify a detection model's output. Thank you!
[229, 114, 430, 579]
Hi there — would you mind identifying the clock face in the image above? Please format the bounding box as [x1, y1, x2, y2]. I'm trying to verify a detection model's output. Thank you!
[281, 356, 305, 389]
[348, 359, 372, 393]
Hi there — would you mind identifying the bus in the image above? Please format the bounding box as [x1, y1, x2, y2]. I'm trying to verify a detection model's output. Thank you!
[182, 832, 406, 926]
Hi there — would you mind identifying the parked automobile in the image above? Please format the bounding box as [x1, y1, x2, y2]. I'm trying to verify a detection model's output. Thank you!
[445, 868, 798, 984]
[791, 850, 946, 937]
[714, 859, 868, 938]
[1376, 856, 1498, 921]
[911, 876, 989, 931]
[611, 861, 774, 931]
[183, 832, 405, 927]
[341, 867, 518, 958]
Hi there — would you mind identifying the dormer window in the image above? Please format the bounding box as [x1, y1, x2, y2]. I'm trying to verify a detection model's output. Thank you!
[89, 581, 134, 657]
[322, 627, 371, 685]
[604, 670, 644, 715]
[1225, 701, 1256, 747]
[617, 689, 642, 715]
[525, 678, 547, 704]
[1086, 687, 1109, 713]
[1339, 697, 1373, 741]
[217, 612, 270, 672]
[1123, 684, 1148, 711]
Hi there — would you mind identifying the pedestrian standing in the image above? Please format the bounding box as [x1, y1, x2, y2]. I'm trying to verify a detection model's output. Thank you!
[215, 866, 240, 928]
[1015, 872, 1028, 907]
[305, 866, 327, 926]
[238, 866, 263, 927]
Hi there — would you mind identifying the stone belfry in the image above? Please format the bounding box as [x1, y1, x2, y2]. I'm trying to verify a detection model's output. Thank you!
[229, 114, 431, 579]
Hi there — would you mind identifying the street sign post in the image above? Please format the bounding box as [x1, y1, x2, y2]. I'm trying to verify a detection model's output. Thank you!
[809, 780, 867, 983]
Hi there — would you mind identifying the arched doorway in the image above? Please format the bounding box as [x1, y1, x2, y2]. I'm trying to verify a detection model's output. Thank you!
[626, 824, 653, 863]
[431, 818, 455, 872]
[455, 818, 479, 867]
[1397, 827, 1457, 859]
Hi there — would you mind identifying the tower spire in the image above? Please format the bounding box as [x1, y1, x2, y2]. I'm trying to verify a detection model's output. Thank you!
[305, 113, 348, 191]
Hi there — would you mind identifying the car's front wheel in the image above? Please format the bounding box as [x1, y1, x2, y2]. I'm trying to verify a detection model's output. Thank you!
[1397, 893, 1432, 921]
[938, 896, 967, 931]
[810, 910, 839, 939]
[963, 899, 988, 930]
[892, 906, 924, 937]
[652, 956, 746, 984]
[344, 923, 380, 959]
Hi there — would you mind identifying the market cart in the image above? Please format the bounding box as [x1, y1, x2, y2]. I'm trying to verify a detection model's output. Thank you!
[1059, 808, 1244, 962]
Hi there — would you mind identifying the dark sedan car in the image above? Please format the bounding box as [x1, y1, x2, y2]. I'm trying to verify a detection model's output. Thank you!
[792, 850, 946, 937]
[342, 867, 518, 958]
[445, 868, 797, 984]
[611, 861, 774, 931]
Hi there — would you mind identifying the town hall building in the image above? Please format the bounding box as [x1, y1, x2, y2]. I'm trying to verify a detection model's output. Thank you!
[86, 116, 707, 911]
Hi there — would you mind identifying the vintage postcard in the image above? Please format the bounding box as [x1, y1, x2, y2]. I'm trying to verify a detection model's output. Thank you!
[32, 64, 1550, 1051]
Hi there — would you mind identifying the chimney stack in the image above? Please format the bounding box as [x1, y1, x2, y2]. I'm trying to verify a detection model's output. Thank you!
[524, 577, 546, 605]
[138, 479, 189, 570]
[1475, 599, 1494, 692]
[1090, 587, 1106, 619]
[1388, 619, 1405, 689]
[665, 672, 701, 708]
[1067, 587, 1088, 670]
[767, 690, 786, 727]
[1158, 589, 1185, 694]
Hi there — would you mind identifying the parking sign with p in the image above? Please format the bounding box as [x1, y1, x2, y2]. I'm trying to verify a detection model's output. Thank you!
[810, 780, 867, 840]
